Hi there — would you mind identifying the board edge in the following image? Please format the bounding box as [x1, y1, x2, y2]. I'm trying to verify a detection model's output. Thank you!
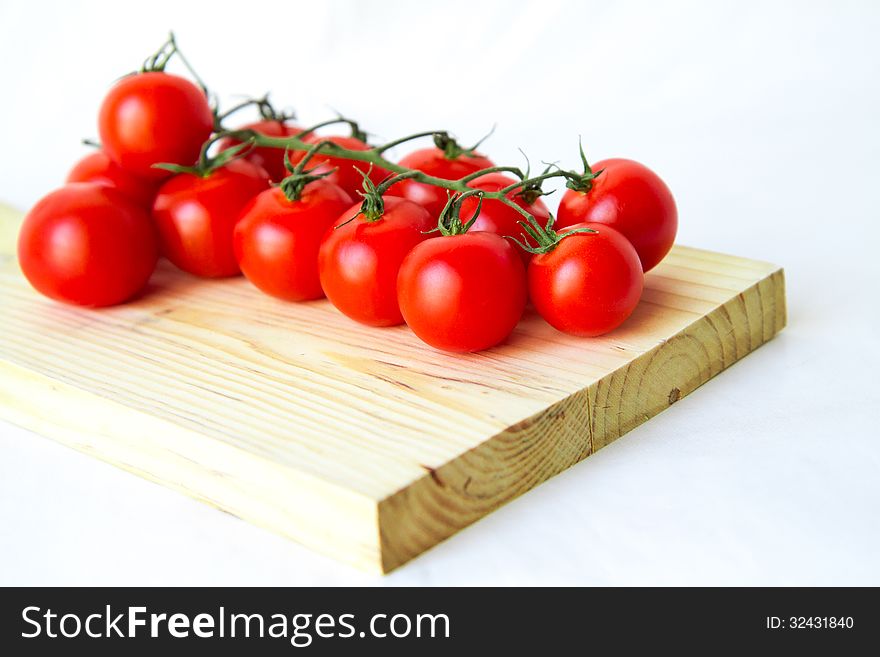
[374, 265, 787, 572]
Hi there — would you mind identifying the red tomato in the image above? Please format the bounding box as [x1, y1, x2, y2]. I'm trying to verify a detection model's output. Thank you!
[152, 159, 269, 278]
[234, 182, 353, 301]
[218, 120, 303, 182]
[398, 232, 526, 352]
[556, 158, 677, 272]
[529, 223, 643, 337]
[66, 150, 160, 207]
[393, 147, 495, 218]
[298, 134, 389, 198]
[318, 197, 433, 327]
[98, 72, 214, 179]
[18, 183, 158, 307]
[459, 172, 551, 262]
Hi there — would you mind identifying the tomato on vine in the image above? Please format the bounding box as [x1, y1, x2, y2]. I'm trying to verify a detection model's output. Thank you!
[525, 221, 643, 337]
[98, 36, 214, 180]
[393, 133, 495, 218]
[319, 179, 434, 326]
[24, 31, 680, 338]
[66, 150, 160, 207]
[234, 175, 353, 301]
[459, 172, 550, 262]
[152, 150, 270, 278]
[555, 150, 677, 272]
[398, 193, 526, 352]
[18, 183, 159, 307]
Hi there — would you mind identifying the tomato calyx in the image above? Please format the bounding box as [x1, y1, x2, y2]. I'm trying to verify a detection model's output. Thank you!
[433, 125, 495, 161]
[278, 143, 338, 202]
[515, 183, 548, 206]
[153, 133, 257, 178]
[565, 137, 605, 193]
[278, 164, 336, 203]
[433, 191, 485, 236]
[510, 156, 556, 205]
[141, 33, 179, 73]
[255, 95, 295, 123]
[334, 168, 397, 226]
[508, 213, 597, 255]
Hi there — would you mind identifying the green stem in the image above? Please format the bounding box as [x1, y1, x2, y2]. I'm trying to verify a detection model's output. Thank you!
[211, 128, 583, 230]
[373, 131, 445, 154]
[251, 133, 550, 196]
[217, 98, 259, 123]
[499, 170, 580, 195]
[375, 170, 420, 195]
[458, 165, 525, 183]
[142, 33, 209, 96]
[293, 138, 335, 174]
[168, 32, 209, 94]
[153, 132, 254, 177]
[297, 117, 365, 141]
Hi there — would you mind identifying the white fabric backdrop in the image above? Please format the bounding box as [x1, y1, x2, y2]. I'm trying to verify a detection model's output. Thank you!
[1, 0, 878, 585]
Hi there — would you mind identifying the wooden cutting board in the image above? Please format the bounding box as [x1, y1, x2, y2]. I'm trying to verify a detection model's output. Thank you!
[0, 203, 785, 572]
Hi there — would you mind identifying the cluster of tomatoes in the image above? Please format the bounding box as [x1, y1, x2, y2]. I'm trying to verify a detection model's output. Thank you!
[18, 40, 677, 353]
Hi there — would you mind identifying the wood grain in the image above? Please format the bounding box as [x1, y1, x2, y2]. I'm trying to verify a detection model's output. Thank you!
[0, 203, 785, 572]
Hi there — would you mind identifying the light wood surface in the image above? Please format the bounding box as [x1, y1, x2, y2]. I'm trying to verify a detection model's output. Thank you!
[0, 203, 786, 572]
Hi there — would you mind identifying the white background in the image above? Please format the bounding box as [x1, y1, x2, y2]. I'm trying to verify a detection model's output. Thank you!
[1, 0, 878, 585]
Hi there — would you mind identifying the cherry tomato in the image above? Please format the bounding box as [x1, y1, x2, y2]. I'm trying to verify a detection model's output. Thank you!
[529, 223, 643, 337]
[18, 183, 158, 307]
[398, 232, 526, 352]
[298, 134, 389, 198]
[393, 147, 495, 218]
[234, 181, 353, 301]
[218, 120, 303, 182]
[459, 172, 551, 262]
[556, 158, 677, 272]
[98, 72, 214, 179]
[318, 197, 433, 326]
[152, 159, 269, 278]
[66, 150, 160, 207]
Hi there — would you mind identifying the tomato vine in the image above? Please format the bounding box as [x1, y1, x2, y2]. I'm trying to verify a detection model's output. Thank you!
[205, 125, 598, 240]
[143, 31, 602, 243]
